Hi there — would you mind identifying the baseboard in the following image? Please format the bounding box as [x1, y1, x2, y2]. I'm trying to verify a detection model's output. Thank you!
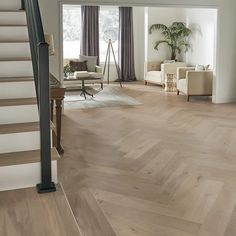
[213, 96, 236, 104]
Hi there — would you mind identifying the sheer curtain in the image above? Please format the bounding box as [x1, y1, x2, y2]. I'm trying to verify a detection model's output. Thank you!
[81, 6, 100, 64]
[118, 7, 136, 81]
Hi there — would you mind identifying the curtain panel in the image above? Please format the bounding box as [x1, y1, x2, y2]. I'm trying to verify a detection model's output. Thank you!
[81, 6, 100, 64]
[119, 7, 136, 81]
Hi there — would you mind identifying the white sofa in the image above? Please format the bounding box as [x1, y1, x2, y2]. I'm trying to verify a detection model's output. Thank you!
[144, 61, 186, 87]
[177, 67, 213, 101]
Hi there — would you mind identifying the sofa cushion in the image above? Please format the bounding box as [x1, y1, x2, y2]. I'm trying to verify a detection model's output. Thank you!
[69, 60, 88, 72]
[79, 55, 97, 72]
[178, 78, 187, 94]
[145, 71, 162, 84]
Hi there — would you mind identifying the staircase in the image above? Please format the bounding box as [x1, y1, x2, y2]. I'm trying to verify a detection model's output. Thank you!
[0, 0, 58, 191]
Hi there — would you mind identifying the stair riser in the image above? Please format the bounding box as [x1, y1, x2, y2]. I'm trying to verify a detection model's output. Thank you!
[0, 43, 30, 58]
[0, 160, 57, 191]
[0, 12, 26, 25]
[0, 131, 40, 153]
[0, 26, 28, 41]
[0, 61, 33, 77]
[0, 0, 21, 10]
[0, 81, 35, 99]
[0, 105, 39, 125]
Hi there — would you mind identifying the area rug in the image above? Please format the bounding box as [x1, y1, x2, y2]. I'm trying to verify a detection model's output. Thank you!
[64, 86, 142, 110]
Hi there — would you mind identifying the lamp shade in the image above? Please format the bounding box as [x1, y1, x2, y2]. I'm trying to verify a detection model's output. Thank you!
[45, 34, 55, 56]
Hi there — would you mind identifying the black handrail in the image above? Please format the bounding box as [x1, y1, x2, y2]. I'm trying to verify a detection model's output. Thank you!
[22, 0, 56, 193]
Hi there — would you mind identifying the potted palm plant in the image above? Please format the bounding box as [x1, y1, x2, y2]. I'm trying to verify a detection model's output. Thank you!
[149, 22, 192, 60]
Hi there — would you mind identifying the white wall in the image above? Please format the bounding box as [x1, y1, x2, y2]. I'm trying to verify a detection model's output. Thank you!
[39, 0, 236, 103]
[185, 9, 217, 69]
[147, 7, 186, 62]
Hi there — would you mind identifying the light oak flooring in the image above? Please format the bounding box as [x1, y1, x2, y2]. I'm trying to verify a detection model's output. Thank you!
[58, 83, 236, 236]
[0, 184, 82, 236]
[2, 83, 236, 236]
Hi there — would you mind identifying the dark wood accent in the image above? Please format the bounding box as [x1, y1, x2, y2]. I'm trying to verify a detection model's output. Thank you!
[177, 90, 180, 95]
[50, 85, 66, 155]
[187, 95, 190, 102]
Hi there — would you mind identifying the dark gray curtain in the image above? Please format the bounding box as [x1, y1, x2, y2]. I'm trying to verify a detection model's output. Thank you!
[81, 6, 100, 64]
[118, 7, 136, 81]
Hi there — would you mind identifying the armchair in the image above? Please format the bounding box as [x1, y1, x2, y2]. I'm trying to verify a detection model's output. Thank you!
[177, 67, 213, 101]
[145, 61, 186, 87]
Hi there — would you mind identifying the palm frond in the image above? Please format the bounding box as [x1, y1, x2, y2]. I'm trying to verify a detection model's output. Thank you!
[149, 24, 169, 34]
[154, 40, 169, 51]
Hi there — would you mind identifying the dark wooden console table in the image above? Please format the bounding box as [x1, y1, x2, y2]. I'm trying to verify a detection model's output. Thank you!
[50, 75, 66, 154]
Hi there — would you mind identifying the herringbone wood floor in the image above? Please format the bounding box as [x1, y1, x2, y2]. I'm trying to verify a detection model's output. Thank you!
[59, 83, 236, 236]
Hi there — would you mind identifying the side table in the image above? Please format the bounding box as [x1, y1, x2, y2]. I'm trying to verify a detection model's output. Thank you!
[50, 79, 66, 155]
[165, 73, 177, 92]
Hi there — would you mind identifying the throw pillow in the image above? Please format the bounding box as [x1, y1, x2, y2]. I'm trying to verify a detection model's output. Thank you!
[205, 64, 210, 70]
[69, 60, 88, 72]
[79, 55, 97, 72]
[195, 64, 205, 71]
[164, 60, 175, 64]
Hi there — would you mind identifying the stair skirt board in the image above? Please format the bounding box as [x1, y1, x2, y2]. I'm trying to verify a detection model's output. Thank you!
[0, 105, 39, 125]
[0, 12, 26, 26]
[0, 42, 30, 58]
[0, 131, 40, 153]
[0, 160, 58, 191]
[0, 81, 36, 99]
[0, 26, 28, 41]
[0, 0, 21, 10]
[0, 61, 33, 77]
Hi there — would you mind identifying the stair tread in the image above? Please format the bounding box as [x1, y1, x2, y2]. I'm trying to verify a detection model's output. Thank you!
[0, 98, 37, 107]
[0, 24, 27, 27]
[0, 10, 25, 12]
[0, 76, 34, 82]
[0, 122, 39, 135]
[0, 57, 31, 61]
[0, 41, 29, 43]
[0, 148, 59, 167]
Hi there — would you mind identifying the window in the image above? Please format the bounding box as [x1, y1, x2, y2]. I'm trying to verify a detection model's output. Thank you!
[99, 6, 119, 63]
[63, 5, 119, 63]
[63, 5, 81, 59]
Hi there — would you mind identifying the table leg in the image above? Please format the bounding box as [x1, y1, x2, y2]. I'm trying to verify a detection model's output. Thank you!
[55, 99, 64, 154]
[80, 79, 93, 99]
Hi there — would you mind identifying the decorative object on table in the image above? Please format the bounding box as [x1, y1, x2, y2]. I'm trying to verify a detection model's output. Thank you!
[63, 64, 73, 77]
[177, 67, 213, 102]
[103, 29, 122, 87]
[149, 22, 192, 60]
[45, 34, 55, 56]
[164, 73, 177, 92]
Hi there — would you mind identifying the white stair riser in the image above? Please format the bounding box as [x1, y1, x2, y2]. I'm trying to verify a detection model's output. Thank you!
[0, 105, 39, 125]
[0, 43, 30, 58]
[0, 12, 26, 25]
[0, 131, 40, 153]
[0, 0, 20, 10]
[0, 161, 57, 191]
[0, 61, 33, 77]
[0, 81, 35, 99]
[0, 26, 28, 41]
